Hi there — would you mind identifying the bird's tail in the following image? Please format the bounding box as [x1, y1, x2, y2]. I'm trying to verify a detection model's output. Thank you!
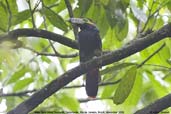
[85, 68, 100, 98]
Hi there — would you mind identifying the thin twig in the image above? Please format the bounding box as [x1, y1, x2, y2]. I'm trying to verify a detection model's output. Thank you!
[64, 79, 121, 89]
[78, 96, 113, 103]
[0, 80, 120, 98]
[32, 0, 41, 13]
[64, 0, 78, 40]
[27, 0, 36, 28]
[48, 3, 59, 8]
[141, 0, 169, 32]
[23, 46, 78, 58]
[138, 43, 165, 68]
[41, 0, 70, 59]
[0, 89, 36, 97]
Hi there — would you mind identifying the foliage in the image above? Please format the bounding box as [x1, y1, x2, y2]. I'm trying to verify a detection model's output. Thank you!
[0, 0, 171, 113]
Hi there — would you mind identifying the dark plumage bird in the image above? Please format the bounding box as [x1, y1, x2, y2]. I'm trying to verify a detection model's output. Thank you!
[69, 18, 102, 98]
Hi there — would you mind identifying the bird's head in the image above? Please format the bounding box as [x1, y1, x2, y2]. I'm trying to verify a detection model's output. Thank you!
[69, 18, 98, 31]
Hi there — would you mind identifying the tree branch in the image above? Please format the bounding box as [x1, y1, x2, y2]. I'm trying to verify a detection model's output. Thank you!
[0, 80, 120, 98]
[23, 46, 78, 58]
[78, 97, 113, 103]
[134, 94, 171, 114]
[0, 89, 36, 97]
[64, 79, 121, 89]
[7, 23, 171, 114]
[0, 29, 78, 49]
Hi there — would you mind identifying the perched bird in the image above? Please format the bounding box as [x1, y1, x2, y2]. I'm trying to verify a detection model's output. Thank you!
[69, 18, 102, 98]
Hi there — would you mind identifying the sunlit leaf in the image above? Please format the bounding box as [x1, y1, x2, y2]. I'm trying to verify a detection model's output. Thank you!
[8, 0, 18, 15]
[7, 67, 30, 84]
[13, 77, 33, 91]
[43, 0, 57, 6]
[100, 0, 109, 6]
[85, 1, 109, 37]
[124, 71, 143, 105]
[43, 7, 68, 31]
[113, 66, 137, 104]
[57, 93, 80, 111]
[74, 0, 93, 17]
[130, 0, 147, 23]
[146, 70, 168, 97]
[12, 10, 31, 26]
[101, 83, 116, 98]
[115, 18, 128, 41]
[0, 2, 8, 31]
[103, 28, 121, 50]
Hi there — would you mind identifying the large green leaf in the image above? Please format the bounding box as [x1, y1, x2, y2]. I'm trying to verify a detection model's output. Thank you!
[0, 2, 8, 31]
[101, 83, 117, 98]
[43, 0, 57, 6]
[130, 0, 147, 23]
[13, 77, 33, 91]
[115, 18, 128, 41]
[8, 0, 18, 15]
[103, 28, 121, 50]
[124, 70, 143, 105]
[74, 0, 93, 17]
[42, 7, 68, 31]
[104, 0, 127, 28]
[146, 70, 168, 97]
[113, 66, 137, 104]
[57, 93, 80, 111]
[103, 1, 117, 28]
[140, 42, 170, 67]
[7, 67, 30, 84]
[85, 1, 109, 37]
[11, 10, 31, 26]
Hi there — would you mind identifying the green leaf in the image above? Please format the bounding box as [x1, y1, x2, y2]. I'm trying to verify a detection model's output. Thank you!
[124, 71, 143, 105]
[115, 18, 128, 41]
[43, 7, 68, 31]
[74, 0, 93, 17]
[104, 1, 117, 28]
[7, 67, 29, 84]
[8, 0, 18, 15]
[101, 84, 116, 98]
[100, 62, 134, 75]
[57, 93, 79, 111]
[6, 97, 15, 111]
[113, 66, 137, 104]
[130, 0, 147, 23]
[146, 71, 168, 97]
[84, 1, 109, 37]
[100, 0, 109, 6]
[43, 0, 57, 6]
[11, 10, 31, 26]
[13, 77, 33, 91]
[0, 2, 8, 31]
[167, 1, 171, 11]
[103, 28, 121, 50]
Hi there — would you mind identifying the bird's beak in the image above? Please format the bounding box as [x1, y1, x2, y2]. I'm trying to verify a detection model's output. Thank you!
[68, 18, 85, 24]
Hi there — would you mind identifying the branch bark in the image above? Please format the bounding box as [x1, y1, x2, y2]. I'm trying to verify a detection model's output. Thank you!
[0, 28, 78, 49]
[7, 23, 171, 114]
[134, 94, 171, 114]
